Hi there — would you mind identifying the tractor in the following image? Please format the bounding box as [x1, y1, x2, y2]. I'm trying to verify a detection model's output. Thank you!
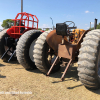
[0, 12, 43, 70]
[33, 19, 100, 90]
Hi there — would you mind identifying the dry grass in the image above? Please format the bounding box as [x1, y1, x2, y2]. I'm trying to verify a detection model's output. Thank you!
[0, 59, 100, 100]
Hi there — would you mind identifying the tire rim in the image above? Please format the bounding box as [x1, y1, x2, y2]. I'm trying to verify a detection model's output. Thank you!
[29, 39, 36, 62]
[97, 48, 100, 78]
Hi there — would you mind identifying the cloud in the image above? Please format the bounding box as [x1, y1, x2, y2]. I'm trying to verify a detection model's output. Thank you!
[40, 24, 50, 29]
[85, 10, 94, 14]
[0, 22, 3, 29]
[85, 24, 88, 25]
[0, 22, 2, 24]
[85, 11, 89, 13]
[87, 27, 89, 29]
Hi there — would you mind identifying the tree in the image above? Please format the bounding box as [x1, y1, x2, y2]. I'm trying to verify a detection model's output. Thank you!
[96, 23, 100, 29]
[1, 19, 14, 29]
[38, 28, 42, 30]
[90, 23, 100, 30]
[45, 28, 49, 31]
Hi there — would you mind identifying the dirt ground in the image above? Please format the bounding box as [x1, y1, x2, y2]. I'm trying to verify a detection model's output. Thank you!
[0, 59, 100, 100]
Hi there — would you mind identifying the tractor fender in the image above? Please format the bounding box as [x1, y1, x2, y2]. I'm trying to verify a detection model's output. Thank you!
[7, 27, 19, 36]
[6, 27, 19, 38]
[46, 30, 68, 52]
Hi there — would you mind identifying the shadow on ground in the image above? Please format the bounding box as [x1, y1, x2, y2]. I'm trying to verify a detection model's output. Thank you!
[50, 66, 79, 81]
[67, 84, 83, 89]
[0, 64, 5, 67]
[87, 88, 100, 95]
[6, 60, 19, 64]
[27, 68, 42, 74]
[0, 74, 6, 78]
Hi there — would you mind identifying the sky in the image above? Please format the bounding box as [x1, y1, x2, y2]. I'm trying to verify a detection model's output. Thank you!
[0, 0, 100, 30]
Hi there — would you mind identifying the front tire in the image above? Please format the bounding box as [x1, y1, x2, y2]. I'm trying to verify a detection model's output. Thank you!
[78, 29, 100, 89]
[33, 30, 61, 74]
[16, 30, 42, 70]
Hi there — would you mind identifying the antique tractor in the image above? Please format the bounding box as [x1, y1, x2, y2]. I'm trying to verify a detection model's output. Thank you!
[33, 19, 100, 89]
[0, 12, 43, 70]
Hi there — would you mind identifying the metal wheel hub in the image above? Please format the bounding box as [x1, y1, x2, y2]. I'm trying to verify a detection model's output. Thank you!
[29, 39, 36, 62]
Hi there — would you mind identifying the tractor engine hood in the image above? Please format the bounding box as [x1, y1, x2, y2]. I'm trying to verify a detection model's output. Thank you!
[46, 30, 68, 52]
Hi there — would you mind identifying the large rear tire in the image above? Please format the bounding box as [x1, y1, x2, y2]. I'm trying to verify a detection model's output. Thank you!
[0, 29, 17, 62]
[16, 30, 42, 70]
[78, 29, 100, 89]
[33, 30, 61, 74]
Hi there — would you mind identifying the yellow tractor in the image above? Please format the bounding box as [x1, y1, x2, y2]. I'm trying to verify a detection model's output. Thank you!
[33, 19, 100, 90]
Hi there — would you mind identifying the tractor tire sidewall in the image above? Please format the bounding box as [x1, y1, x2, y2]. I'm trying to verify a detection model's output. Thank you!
[33, 30, 61, 74]
[0, 29, 16, 62]
[23, 32, 40, 69]
[78, 29, 100, 89]
[95, 41, 100, 83]
[16, 30, 42, 70]
[42, 41, 60, 72]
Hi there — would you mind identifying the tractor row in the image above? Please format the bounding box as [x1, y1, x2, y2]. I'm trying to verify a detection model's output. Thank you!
[0, 12, 100, 90]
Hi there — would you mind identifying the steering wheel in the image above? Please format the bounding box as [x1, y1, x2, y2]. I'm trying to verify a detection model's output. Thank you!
[64, 21, 75, 27]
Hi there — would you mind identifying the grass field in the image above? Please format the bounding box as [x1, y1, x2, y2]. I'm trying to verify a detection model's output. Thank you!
[0, 59, 100, 100]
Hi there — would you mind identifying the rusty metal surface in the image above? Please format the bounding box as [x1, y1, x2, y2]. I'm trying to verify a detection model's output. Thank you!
[46, 30, 68, 52]
[46, 56, 59, 76]
[46, 29, 90, 60]
[46, 30, 62, 52]
[58, 44, 73, 59]
[77, 30, 90, 50]
[58, 42, 77, 59]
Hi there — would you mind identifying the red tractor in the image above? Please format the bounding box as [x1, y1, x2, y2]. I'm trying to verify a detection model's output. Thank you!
[0, 12, 43, 70]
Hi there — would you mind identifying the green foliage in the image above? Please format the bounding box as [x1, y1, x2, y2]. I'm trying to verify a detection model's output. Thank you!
[96, 23, 100, 29]
[38, 28, 42, 30]
[90, 23, 100, 30]
[45, 28, 49, 31]
[1, 19, 14, 29]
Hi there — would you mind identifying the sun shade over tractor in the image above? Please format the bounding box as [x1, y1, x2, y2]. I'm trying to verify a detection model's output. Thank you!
[7, 12, 39, 39]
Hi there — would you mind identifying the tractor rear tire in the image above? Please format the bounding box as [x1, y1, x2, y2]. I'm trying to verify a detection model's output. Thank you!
[33, 30, 61, 74]
[0, 29, 17, 62]
[78, 29, 100, 89]
[16, 30, 42, 70]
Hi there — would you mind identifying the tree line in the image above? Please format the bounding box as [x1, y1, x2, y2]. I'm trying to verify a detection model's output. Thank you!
[1, 19, 49, 31]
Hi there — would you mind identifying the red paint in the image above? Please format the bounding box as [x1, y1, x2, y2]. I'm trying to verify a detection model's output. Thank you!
[6, 12, 39, 39]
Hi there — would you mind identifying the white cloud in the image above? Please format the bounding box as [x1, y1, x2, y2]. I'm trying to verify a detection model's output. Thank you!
[85, 10, 94, 14]
[0, 22, 2, 24]
[0, 22, 3, 29]
[85, 11, 89, 13]
[40, 24, 50, 29]
[85, 24, 88, 25]
[87, 27, 89, 29]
